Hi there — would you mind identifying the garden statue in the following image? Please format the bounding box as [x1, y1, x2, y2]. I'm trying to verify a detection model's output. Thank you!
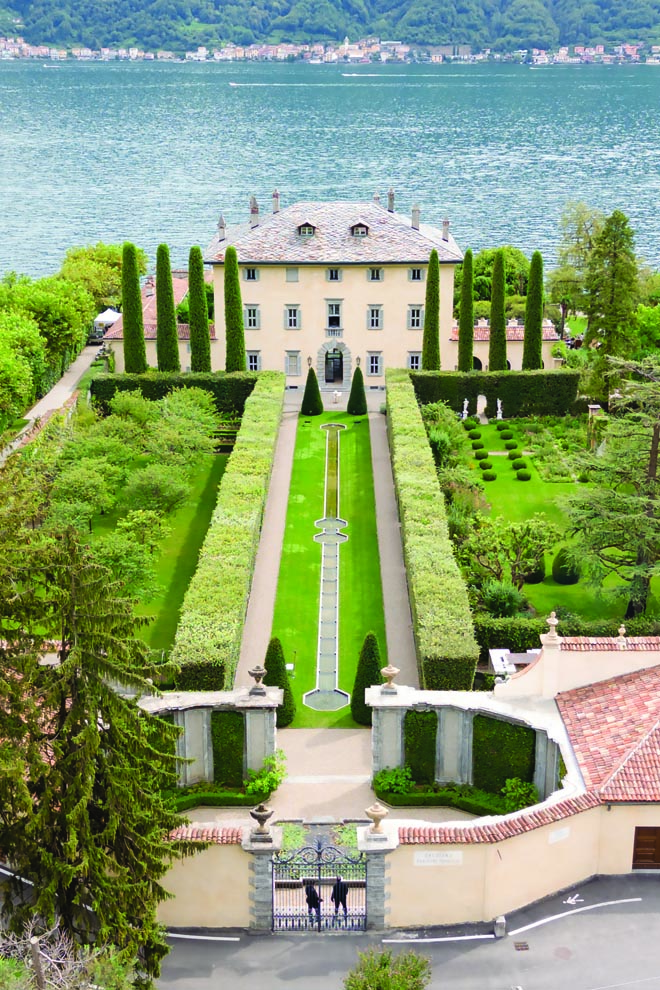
[496, 398, 503, 420]
[461, 398, 469, 420]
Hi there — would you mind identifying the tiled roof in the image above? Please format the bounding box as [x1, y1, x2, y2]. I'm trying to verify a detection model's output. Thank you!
[104, 322, 216, 341]
[398, 793, 600, 844]
[557, 665, 660, 801]
[107, 273, 190, 336]
[560, 636, 660, 652]
[205, 201, 463, 265]
[449, 322, 559, 342]
[169, 825, 242, 844]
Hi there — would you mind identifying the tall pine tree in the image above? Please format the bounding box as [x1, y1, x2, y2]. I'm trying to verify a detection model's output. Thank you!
[585, 209, 638, 359]
[263, 636, 296, 727]
[522, 250, 544, 370]
[0, 528, 193, 985]
[121, 241, 147, 374]
[188, 245, 211, 372]
[457, 248, 474, 372]
[347, 365, 367, 415]
[301, 366, 324, 415]
[421, 248, 440, 370]
[489, 248, 507, 371]
[351, 632, 383, 726]
[224, 245, 246, 372]
[156, 243, 180, 372]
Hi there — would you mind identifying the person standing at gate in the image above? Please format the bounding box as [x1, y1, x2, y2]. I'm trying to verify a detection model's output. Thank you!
[305, 882, 321, 924]
[331, 875, 348, 919]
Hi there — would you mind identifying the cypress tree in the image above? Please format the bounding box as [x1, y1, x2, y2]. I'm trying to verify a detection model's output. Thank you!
[188, 245, 211, 372]
[301, 366, 324, 415]
[224, 245, 246, 372]
[457, 248, 474, 372]
[522, 250, 544, 370]
[421, 248, 440, 370]
[121, 241, 147, 374]
[351, 632, 383, 726]
[347, 365, 367, 415]
[489, 248, 507, 371]
[156, 243, 180, 372]
[263, 636, 296, 727]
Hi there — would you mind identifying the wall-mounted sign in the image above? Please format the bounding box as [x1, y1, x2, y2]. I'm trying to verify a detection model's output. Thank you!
[414, 850, 463, 867]
[549, 826, 570, 844]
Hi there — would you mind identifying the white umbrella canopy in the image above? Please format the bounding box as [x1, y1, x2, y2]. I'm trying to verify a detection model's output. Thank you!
[93, 308, 120, 328]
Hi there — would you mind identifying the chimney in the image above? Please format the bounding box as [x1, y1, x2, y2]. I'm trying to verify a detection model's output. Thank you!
[387, 187, 395, 212]
[442, 217, 450, 241]
[217, 215, 226, 241]
[272, 189, 280, 214]
[411, 203, 420, 231]
[373, 191, 381, 205]
[249, 195, 259, 229]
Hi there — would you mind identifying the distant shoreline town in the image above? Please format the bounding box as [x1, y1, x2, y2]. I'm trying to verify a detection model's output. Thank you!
[2, 34, 660, 66]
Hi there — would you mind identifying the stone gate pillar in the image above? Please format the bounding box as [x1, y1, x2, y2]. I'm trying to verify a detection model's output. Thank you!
[172, 708, 213, 786]
[243, 825, 283, 932]
[358, 820, 398, 930]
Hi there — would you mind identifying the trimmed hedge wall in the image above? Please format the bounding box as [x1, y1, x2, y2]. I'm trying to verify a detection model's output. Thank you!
[172, 372, 285, 689]
[173, 789, 265, 811]
[404, 710, 438, 784]
[210, 710, 245, 786]
[90, 371, 258, 415]
[410, 369, 581, 418]
[472, 714, 536, 793]
[374, 785, 507, 817]
[386, 369, 479, 690]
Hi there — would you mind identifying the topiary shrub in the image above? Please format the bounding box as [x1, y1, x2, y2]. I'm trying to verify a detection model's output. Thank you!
[463, 417, 479, 430]
[523, 556, 546, 584]
[472, 714, 536, 793]
[508, 449, 522, 460]
[516, 470, 532, 481]
[512, 458, 527, 470]
[404, 709, 437, 784]
[301, 367, 324, 416]
[263, 636, 296, 727]
[211, 710, 244, 786]
[347, 366, 367, 416]
[482, 471, 497, 481]
[504, 440, 518, 450]
[468, 429, 481, 439]
[552, 546, 580, 585]
[471, 440, 484, 450]
[481, 579, 527, 618]
[495, 421, 508, 432]
[351, 632, 383, 726]
[500, 430, 514, 440]
[474, 449, 489, 460]
[478, 460, 493, 470]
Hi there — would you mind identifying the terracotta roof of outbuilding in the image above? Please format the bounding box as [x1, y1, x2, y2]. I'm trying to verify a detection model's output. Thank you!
[169, 825, 242, 844]
[560, 636, 660, 652]
[104, 323, 216, 341]
[556, 665, 660, 802]
[205, 201, 463, 265]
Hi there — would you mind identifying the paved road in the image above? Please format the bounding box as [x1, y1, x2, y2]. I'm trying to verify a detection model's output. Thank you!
[158, 875, 660, 990]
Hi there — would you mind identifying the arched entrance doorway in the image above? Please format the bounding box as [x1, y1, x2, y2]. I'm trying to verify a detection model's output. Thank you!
[325, 348, 343, 384]
[473, 356, 483, 371]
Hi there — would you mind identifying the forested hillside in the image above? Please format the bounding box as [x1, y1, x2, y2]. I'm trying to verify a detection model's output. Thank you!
[6, 0, 660, 53]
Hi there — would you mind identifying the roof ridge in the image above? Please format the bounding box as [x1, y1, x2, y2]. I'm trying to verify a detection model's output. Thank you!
[598, 715, 660, 795]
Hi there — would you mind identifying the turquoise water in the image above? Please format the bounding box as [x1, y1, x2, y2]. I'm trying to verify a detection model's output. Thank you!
[1, 59, 660, 276]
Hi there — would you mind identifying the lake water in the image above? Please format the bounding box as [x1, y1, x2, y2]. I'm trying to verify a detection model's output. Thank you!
[2, 59, 660, 277]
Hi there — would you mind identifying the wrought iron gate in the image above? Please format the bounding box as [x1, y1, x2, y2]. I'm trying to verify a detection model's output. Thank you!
[272, 842, 367, 932]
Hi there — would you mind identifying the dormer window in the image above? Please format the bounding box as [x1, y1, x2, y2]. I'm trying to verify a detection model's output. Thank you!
[298, 223, 316, 237]
[351, 223, 369, 238]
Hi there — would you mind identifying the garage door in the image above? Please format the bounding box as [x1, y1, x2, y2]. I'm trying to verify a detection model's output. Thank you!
[633, 827, 660, 869]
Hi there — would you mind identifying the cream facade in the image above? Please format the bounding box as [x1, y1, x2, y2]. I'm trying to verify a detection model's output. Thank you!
[205, 194, 462, 390]
[158, 841, 251, 928]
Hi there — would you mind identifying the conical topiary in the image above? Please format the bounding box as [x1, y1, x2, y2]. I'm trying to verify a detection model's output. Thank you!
[351, 632, 383, 726]
[188, 245, 211, 373]
[121, 242, 147, 374]
[552, 546, 580, 585]
[301, 366, 324, 416]
[421, 248, 440, 370]
[156, 243, 180, 372]
[263, 637, 296, 727]
[224, 245, 246, 372]
[457, 247, 474, 373]
[522, 250, 544, 370]
[489, 248, 507, 371]
[347, 366, 367, 415]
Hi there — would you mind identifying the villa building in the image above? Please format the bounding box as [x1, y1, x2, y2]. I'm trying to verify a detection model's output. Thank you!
[204, 190, 463, 390]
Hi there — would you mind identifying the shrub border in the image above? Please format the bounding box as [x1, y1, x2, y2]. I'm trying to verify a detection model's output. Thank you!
[386, 369, 478, 690]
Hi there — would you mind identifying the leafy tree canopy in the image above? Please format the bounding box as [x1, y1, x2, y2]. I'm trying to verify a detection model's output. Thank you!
[58, 241, 148, 311]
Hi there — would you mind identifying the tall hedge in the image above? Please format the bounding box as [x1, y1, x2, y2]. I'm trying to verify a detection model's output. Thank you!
[386, 368, 478, 689]
[156, 243, 180, 373]
[488, 248, 507, 371]
[410, 369, 580, 418]
[404, 710, 437, 784]
[263, 636, 296, 727]
[211, 710, 245, 786]
[457, 247, 474, 373]
[224, 245, 246, 373]
[351, 632, 382, 726]
[90, 371, 257, 415]
[522, 250, 544, 370]
[121, 242, 147, 374]
[472, 714, 536, 793]
[347, 366, 367, 416]
[301, 366, 324, 415]
[422, 248, 440, 370]
[172, 372, 285, 688]
[189, 245, 211, 373]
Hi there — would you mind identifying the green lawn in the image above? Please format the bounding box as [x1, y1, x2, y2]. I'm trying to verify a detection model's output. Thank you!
[469, 422, 626, 621]
[272, 412, 386, 728]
